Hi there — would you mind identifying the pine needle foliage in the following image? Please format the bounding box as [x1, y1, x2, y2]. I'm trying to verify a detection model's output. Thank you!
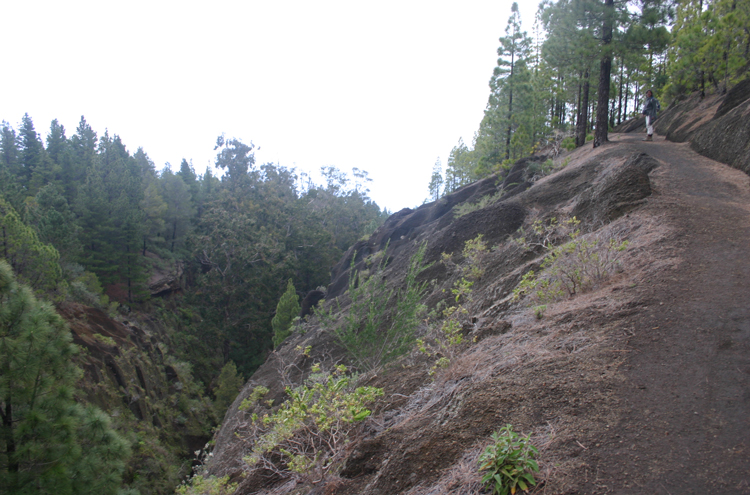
[0, 261, 130, 495]
[213, 361, 245, 417]
[326, 242, 430, 372]
[272, 279, 301, 348]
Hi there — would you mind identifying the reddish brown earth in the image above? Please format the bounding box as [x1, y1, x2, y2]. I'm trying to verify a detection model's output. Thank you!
[597, 134, 750, 494]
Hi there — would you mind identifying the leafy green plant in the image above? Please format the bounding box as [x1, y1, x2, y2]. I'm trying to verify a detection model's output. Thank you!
[176, 474, 237, 495]
[513, 217, 629, 315]
[453, 190, 505, 218]
[526, 159, 554, 179]
[92, 333, 117, 346]
[238, 385, 270, 412]
[418, 235, 488, 373]
[324, 242, 430, 372]
[478, 425, 540, 495]
[242, 364, 383, 480]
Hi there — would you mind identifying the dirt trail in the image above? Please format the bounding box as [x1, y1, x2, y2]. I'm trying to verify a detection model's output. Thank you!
[598, 134, 750, 494]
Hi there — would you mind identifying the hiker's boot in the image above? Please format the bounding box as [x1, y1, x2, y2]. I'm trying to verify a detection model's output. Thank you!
[642, 134, 653, 141]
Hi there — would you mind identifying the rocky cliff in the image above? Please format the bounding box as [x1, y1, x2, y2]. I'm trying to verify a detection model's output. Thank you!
[62, 299, 215, 494]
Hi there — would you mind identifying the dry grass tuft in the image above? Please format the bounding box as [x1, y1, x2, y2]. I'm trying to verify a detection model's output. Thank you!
[404, 446, 485, 495]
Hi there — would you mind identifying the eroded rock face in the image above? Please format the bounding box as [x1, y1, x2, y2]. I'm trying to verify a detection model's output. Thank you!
[572, 152, 659, 222]
[617, 81, 750, 177]
[327, 158, 541, 299]
[147, 255, 185, 297]
[62, 304, 212, 467]
[690, 96, 750, 174]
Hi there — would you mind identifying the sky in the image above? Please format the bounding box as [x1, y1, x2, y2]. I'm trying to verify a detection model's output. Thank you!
[2, 0, 540, 213]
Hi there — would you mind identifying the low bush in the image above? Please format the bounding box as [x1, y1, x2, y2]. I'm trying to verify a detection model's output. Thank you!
[242, 364, 383, 481]
[513, 217, 629, 316]
[478, 425, 539, 495]
[176, 474, 237, 495]
[323, 242, 430, 372]
[453, 190, 505, 218]
[418, 235, 489, 373]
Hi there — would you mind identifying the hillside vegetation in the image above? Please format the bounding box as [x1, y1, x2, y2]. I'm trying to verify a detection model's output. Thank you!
[1, 0, 748, 493]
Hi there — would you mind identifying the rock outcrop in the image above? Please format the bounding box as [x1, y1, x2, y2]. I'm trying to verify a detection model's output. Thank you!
[62, 303, 214, 490]
[616, 78, 750, 176]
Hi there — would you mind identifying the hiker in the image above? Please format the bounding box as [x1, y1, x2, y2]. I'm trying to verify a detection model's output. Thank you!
[642, 89, 661, 141]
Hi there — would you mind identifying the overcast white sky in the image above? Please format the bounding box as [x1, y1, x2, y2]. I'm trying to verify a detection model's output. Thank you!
[2, 0, 539, 212]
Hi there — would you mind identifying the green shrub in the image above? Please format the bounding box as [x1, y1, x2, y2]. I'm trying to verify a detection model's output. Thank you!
[453, 190, 505, 218]
[324, 242, 430, 372]
[478, 425, 540, 495]
[513, 217, 629, 316]
[418, 235, 488, 373]
[272, 279, 301, 348]
[526, 159, 555, 179]
[243, 364, 383, 479]
[92, 333, 117, 346]
[238, 385, 270, 412]
[176, 474, 237, 495]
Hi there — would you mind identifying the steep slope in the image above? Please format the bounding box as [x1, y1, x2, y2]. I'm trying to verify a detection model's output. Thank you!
[62, 302, 216, 494]
[204, 123, 749, 494]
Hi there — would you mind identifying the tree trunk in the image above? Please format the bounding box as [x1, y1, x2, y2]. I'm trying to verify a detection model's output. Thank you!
[593, 0, 615, 148]
[623, 85, 628, 120]
[505, 48, 516, 161]
[3, 390, 19, 484]
[575, 75, 583, 146]
[171, 220, 177, 252]
[618, 62, 624, 124]
[577, 69, 590, 147]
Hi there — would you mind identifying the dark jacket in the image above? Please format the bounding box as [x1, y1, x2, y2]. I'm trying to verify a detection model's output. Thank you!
[642, 96, 661, 120]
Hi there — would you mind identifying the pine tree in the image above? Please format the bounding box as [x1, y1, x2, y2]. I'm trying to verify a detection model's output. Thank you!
[427, 158, 443, 202]
[18, 114, 54, 196]
[0, 122, 20, 177]
[213, 361, 244, 416]
[476, 2, 533, 170]
[160, 169, 194, 254]
[66, 116, 97, 205]
[272, 279, 301, 348]
[0, 122, 24, 210]
[0, 198, 62, 295]
[23, 184, 82, 265]
[444, 138, 475, 193]
[0, 261, 130, 494]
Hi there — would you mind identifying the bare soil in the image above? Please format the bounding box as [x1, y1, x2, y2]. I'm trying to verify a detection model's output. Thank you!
[596, 134, 750, 494]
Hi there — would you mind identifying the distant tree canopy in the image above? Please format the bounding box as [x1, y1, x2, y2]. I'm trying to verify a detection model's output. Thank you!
[437, 0, 748, 196]
[0, 113, 387, 381]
